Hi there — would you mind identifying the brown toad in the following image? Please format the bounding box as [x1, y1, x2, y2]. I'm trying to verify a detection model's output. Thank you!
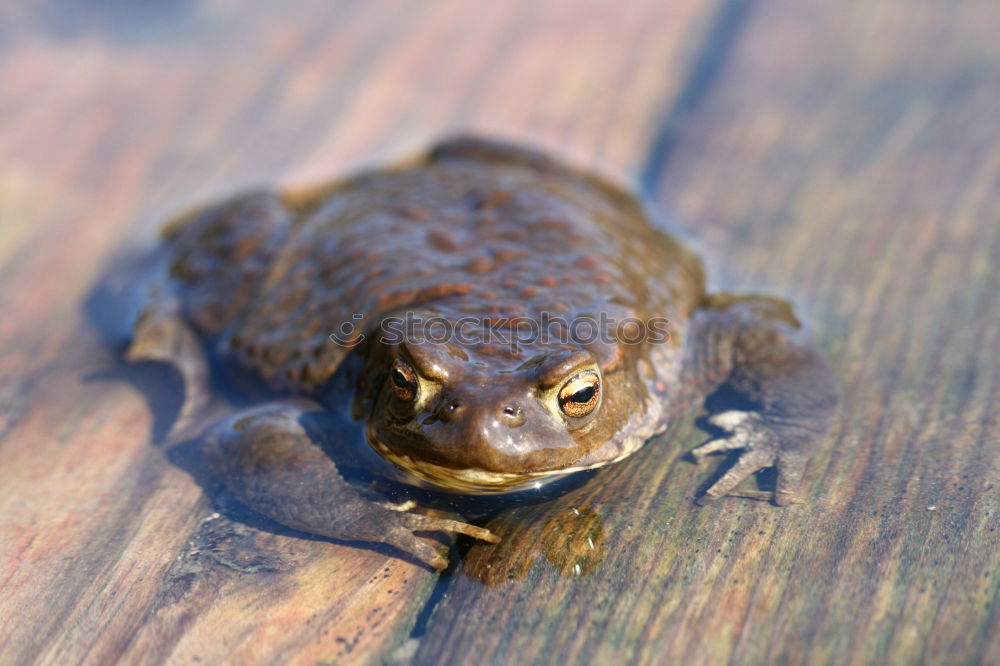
[128, 137, 838, 569]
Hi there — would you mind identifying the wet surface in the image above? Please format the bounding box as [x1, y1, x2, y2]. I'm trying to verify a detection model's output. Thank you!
[2, 0, 998, 664]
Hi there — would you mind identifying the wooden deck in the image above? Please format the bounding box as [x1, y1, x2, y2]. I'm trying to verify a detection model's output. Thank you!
[1, 0, 997, 664]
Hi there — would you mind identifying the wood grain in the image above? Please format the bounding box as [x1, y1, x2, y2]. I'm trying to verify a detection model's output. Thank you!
[413, 1, 1000, 665]
[1, 0, 997, 663]
[0, 0, 726, 664]
[653, 1, 1000, 663]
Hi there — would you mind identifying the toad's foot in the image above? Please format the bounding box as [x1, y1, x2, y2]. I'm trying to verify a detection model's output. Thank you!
[691, 410, 808, 506]
[681, 296, 839, 508]
[377, 502, 499, 569]
[203, 402, 498, 570]
[335, 502, 499, 571]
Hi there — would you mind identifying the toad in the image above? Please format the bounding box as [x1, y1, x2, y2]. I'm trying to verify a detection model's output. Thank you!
[128, 137, 838, 569]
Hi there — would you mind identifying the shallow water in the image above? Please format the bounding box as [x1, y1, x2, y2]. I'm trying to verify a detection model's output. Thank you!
[3, 0, 998, 664]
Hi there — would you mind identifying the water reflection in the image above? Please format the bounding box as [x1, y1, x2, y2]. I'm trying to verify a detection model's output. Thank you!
[539, 506, 605, 577]
[461, 505, 606, 585]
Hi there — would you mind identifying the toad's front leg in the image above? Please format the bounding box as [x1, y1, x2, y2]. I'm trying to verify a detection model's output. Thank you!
[202, 401, 498, 569]
[683, 296, 839, 505]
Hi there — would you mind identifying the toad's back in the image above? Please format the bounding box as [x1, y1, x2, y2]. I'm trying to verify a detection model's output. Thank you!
[163, 140, 705, 390]
[131, 138, 837, 566]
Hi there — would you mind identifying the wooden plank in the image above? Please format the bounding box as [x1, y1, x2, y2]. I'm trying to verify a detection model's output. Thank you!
[0, 0, 726, 663]
[415, 0, 1000, 664]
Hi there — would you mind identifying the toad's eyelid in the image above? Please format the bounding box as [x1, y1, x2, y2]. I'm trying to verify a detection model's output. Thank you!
[393, 366, 416, 386]
[558, 368, 600, 392]
[398, 345, 452, 382]
[536, 355, 597, 389]
[393, 356, 416, 377]
[570, 371, 600, 386]
[559, 371, 600, 399]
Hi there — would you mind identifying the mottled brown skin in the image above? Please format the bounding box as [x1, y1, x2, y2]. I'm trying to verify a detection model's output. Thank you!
[128, 137, 838, 569]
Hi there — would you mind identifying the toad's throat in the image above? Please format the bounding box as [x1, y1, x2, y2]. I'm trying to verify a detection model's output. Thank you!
[367, 437, 609, 494]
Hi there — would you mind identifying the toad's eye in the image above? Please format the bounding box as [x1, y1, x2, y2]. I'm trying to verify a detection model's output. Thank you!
[390, 358, 418, 401]
[558, 370, 601, 418]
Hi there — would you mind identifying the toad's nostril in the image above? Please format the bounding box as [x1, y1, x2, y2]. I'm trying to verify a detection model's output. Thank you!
[437, 398, 464, 422]
[500, 403, 526, 427]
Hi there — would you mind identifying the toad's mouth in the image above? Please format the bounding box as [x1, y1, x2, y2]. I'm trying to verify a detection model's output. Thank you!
[367, 437, 607, 495]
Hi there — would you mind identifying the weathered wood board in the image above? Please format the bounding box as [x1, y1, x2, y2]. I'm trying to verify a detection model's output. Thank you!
[0, 0, 997, 664]
[651, 1, 1000, 663]
[0, 0, 725, 663]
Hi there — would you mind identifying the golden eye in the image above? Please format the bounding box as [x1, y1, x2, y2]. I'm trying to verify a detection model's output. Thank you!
[558, 370, 601, 418]
[390, 358, 418, 401]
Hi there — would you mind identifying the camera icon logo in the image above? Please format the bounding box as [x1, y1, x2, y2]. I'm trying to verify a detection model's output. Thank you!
[329, 314, 366, 346]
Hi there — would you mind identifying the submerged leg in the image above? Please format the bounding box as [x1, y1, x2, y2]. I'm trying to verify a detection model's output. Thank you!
[127, 191, 295, 432]
[126, 294, 209, 434]
[684, 295, 839, 505]
[202, 402, 498, 570]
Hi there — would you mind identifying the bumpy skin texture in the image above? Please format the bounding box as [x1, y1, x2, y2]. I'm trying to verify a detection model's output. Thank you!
[128, 137, 838, 569]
